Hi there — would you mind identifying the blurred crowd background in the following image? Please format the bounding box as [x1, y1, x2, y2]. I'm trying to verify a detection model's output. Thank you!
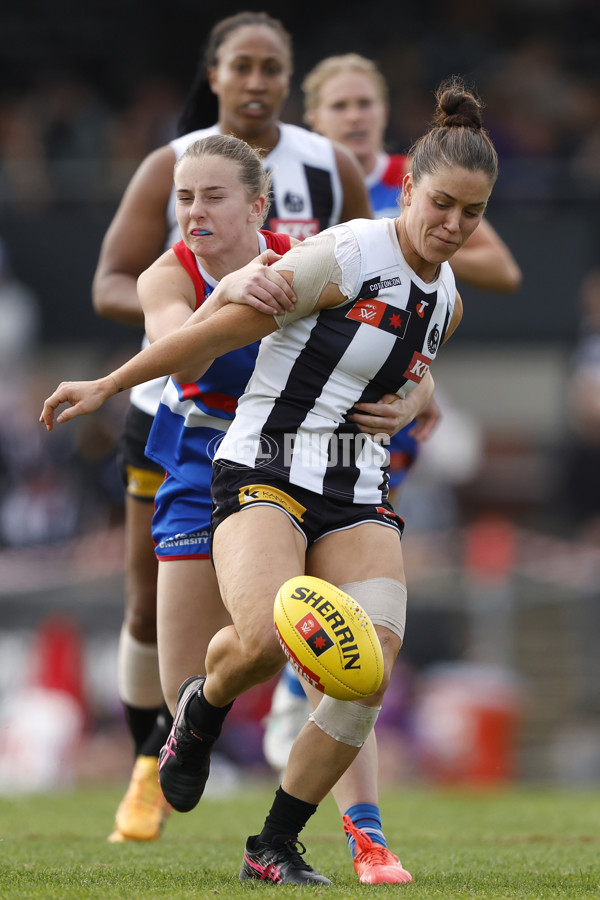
[1, 0, 600, 792]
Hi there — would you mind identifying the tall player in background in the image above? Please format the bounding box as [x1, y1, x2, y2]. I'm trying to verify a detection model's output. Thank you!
[92, 14, 371, 845]
[263, 53, 522, 783]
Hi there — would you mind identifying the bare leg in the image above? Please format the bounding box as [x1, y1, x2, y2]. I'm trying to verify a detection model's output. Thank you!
[206, 507, 307, 704]
[157, 558, 231, 713]
[302, 681, 380, 808]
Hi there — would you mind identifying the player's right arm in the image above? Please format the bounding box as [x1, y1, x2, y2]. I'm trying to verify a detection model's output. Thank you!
[450, 217, 522, 293]
[333, 143, 373, 222]
[92, 145, 177, 326]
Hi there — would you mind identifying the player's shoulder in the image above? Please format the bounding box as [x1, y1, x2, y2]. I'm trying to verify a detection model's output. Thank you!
[138, 243, 180, 284]
[260, 229, 294, 254]
[169, 124, 220, 160]
[382, 153, 408, 186]
[276, 122, 336, 162]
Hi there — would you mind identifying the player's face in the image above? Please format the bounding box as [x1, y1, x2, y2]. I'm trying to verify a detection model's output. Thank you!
[308, 70, 387, 171]
[208, 25, 292, 140]
[175, 155, 263, 264]
[399, 167, 492, 281]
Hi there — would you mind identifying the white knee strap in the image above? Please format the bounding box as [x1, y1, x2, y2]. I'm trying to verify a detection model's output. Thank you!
[117, 626, 163, 707]
[341, 578, 407, 642]
[309, 695, 380, 747]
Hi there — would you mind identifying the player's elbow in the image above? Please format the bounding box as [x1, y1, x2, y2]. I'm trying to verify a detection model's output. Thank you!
[92, 276, 113, 319]
[503, 260, 523, 294]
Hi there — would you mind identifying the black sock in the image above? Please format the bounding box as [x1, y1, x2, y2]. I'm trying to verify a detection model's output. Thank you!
[122, 703, 163, 757]
[140, 703, 173, 757]
[258, 786, 318, 843]
[187, 683, 233, 739]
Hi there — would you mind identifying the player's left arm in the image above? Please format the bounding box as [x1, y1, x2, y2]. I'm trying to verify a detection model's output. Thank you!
[450, 217, 522, 293]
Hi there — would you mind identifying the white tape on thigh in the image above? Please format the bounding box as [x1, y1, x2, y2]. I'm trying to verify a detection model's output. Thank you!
[117, 626, 163, 707]
[341, 578, 407, 642]
[309, 695, 380, 747]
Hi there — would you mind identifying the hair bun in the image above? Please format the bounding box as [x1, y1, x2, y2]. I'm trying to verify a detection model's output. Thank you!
[442, 112, 482, 130]
[435, 77, 484, 130]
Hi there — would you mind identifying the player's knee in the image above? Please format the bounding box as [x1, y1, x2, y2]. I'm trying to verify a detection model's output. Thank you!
[239, 630, 284, 681]
[309, 695, 380, 747]
[125, 605, 158, 644]
[340, 577, 407, 704]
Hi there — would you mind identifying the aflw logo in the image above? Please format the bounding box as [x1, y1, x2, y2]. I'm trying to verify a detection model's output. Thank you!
[346, 298, 410, 339]
[356, 304, 378, 321]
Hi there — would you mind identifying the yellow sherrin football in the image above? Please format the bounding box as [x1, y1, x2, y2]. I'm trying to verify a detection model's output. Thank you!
[273, 575, 383, 701]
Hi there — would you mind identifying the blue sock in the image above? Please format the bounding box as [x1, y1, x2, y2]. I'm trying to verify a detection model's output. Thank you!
[344, 803, 386, 857]
[282, 662, 307, 698]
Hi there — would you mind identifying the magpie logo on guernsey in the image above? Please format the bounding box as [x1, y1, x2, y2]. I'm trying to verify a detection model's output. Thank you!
[283, 191, 304, 213]
[346, 298, 411, 339]
[238, 484, 307, 522]
[269, 218, 320, 240]
[427, 324, 440, 354]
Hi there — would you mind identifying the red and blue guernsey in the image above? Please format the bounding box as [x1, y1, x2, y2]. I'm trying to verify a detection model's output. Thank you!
[366, 153, 407, 222]
[145, 230, 292, 495]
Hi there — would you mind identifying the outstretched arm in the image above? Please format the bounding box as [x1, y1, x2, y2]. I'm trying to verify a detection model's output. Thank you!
[40, 302, 279, 431]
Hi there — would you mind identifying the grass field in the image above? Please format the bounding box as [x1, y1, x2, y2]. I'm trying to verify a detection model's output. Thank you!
[1, 781, 599, 898]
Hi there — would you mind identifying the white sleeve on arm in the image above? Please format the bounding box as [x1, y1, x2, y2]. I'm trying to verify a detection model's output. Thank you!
[272, 226, 362, 327]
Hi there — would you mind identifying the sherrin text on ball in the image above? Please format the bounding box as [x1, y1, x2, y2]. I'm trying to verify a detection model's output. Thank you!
[273, 575, 383, 701]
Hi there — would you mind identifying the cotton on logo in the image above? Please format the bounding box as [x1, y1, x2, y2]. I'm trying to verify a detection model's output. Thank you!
[403, 351, 433, 384]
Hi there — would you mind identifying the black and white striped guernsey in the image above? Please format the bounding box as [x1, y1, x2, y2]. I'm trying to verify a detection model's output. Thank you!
[214, 217, 456, 505]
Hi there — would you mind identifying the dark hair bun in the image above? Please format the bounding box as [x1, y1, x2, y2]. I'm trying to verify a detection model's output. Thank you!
[434, 76, 483, 130]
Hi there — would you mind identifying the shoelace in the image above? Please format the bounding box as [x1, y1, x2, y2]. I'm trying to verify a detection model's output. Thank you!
[356, 843, 399, 866]
[342, 816, 401, 867]
[275, 839, 312, 871]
